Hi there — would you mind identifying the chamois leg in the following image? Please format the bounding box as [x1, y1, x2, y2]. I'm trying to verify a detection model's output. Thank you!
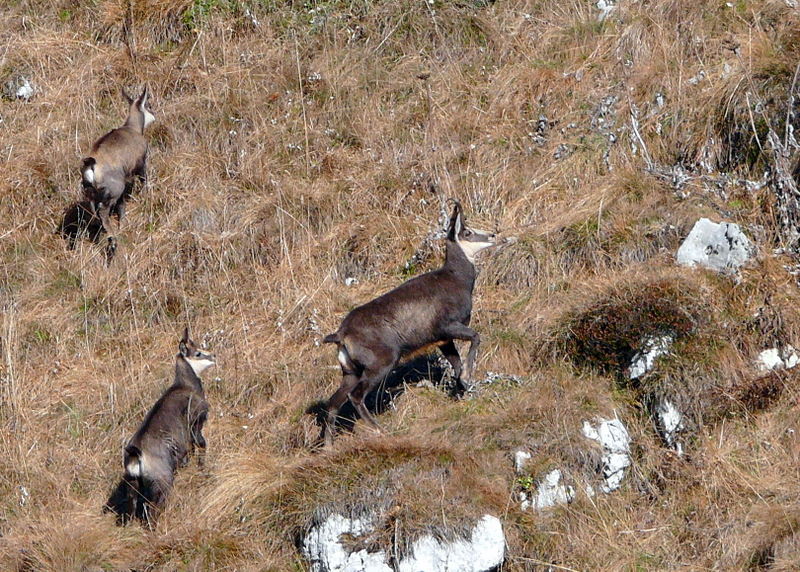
[104, 476, 137, 525]
[348, 364, 393, 433]
[191, 411, 208, 467]
[439, 340, 467, 396]
[94, 201, 118, 262]
[112, 196, 126, 222]
[324, 372, 360, 446]
[141, 473, 173, 529]
[442, 323, 481, 388]
[136, 163, 147, 190]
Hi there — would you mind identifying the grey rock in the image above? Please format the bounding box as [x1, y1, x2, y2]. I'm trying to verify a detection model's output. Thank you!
[676, 218, 753, 272]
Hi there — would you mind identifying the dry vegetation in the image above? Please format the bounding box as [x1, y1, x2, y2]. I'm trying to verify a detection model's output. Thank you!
[2, 0, 800, 569]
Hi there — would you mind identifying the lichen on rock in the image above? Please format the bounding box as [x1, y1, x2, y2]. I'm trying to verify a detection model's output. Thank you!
[676, 218, 754, 273]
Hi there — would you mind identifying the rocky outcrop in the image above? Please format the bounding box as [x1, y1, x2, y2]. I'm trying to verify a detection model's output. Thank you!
[302, 513, 391, 572]
[628, 335, 673, 380]
[301, 512, 505, 572]
[676, 218, 753, 273]
[756, 345, 799, 372]
[397, 516, 505, 572]
[582, 418, 631, 493]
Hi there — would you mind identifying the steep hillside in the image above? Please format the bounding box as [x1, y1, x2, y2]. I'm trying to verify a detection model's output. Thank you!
[2, 0, 800, 569]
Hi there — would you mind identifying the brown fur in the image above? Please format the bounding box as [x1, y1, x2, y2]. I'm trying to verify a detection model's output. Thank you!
[81, 88, 154, 260]
[319, 201, 497, 445]
[105, 328, 212, 526]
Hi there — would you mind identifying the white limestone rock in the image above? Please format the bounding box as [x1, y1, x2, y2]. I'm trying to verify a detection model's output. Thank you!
[756, 345, 799, 372]
[628, 335, 673, 379]
[655, 398, 685, 455]
[676, 218, 753, 273]
[513, 450, 532, 474]
[302, 513, 505, 572]
[531, 469, 575, 510]
[596, 0, 616, 20]
[582, 418, 631, 493]
[397, 515, 505, 572]
[302, 513, 391, 572]
[4, 77, 35, 101]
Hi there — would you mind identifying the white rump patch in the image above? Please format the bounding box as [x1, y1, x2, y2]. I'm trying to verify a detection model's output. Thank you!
[337, 348, 349, 369]
[125, 458, 141, 478]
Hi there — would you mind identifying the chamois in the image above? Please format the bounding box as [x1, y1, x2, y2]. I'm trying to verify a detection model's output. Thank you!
[81, 87, 155, 260]
[319, 201, 498, 445]
[105, 328, 214, 526]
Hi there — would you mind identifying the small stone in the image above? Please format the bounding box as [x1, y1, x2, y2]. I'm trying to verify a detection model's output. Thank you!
[532, 469, 575, 510]
[4, 77, 36, 101]
[513, 450, 531, 474]
[16, 79, 35, 100]
[582, 418, 631, 493]
[596, 0, 616, 20]
[656, 399, 685, 455]
[628, 335, 673, 379]
[18, 485, 29, 507]
[676, 218, 753, 273]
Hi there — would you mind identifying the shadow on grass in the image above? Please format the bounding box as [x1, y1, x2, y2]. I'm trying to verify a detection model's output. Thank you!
[307, 354, 457, 443]
[58, 200, 104, 248]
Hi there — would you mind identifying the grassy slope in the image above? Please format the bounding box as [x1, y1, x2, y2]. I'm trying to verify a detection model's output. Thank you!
[2, 0, 800, 569]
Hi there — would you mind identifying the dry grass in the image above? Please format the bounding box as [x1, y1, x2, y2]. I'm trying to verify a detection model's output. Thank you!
[2, 0, 800, 569]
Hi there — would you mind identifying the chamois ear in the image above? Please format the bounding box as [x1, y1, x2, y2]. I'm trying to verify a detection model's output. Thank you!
[179, 327, 190, 356]
[447, 200, 463, 241]
[137, 87, 148, 107]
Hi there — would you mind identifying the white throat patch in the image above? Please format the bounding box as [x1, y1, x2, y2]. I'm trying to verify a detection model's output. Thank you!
[142, 108, 156, 129]
[187, 356, 215, 376]
[456, 228, 496, 263]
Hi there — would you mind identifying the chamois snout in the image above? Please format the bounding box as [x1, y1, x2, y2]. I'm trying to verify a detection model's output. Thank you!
[178, 327, 216, 376]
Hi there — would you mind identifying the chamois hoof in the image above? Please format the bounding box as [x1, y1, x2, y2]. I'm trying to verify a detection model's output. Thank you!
[104, 237, 117, 263]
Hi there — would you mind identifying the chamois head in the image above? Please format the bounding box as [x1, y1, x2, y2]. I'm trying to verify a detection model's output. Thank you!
[179, 327, 215, 376]
[447, 201, 498, 263]
[123, 87, 156, 134]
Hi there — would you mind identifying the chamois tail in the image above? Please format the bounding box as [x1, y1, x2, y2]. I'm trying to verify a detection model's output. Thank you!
[124, 444, 143, 478]
[322, 333, 340, 344]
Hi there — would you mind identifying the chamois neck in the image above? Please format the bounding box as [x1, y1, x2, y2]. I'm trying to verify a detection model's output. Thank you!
[174, 355, 204, 394]
[124, 110, 144, 134]
[443, 239, 477, 286]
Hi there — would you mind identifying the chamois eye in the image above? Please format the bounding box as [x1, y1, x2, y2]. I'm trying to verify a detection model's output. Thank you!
[195, 351, 202, 357]
[463, 229, 472, 237]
